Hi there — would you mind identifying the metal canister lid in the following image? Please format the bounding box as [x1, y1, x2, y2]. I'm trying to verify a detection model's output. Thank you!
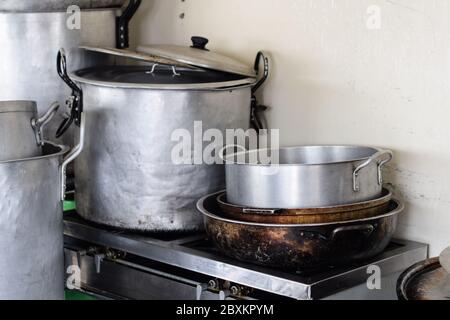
[137, 37, 257, 78]
[397, 257, 450, 300]
[0, 101, 37, 114]
[81, 37, 256, 77]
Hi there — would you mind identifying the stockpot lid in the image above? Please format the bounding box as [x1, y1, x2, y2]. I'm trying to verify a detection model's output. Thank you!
[74, 40, 257, 90]
[0, 101, 37, 113]
[0, 0, 126, 12]
[137, 37, 257, 78]
[71, 65, 256, 90]
[81, 36, 257, 78]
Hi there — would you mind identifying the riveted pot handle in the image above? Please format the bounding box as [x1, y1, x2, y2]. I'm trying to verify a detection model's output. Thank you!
[60, 112, 85, 201]
[251, 51, 270, 133]
[331, 224, 375, 240]
[31, 102, 60, 146]
[56, 49, 83, 138]
[116, 0, 142, 49]
[353, 150, 393, 192]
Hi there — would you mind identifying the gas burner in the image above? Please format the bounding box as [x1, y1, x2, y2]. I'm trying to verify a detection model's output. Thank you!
[64, 211, 427, 300]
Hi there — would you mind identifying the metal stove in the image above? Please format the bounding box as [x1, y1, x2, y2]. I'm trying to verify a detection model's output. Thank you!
[64, 211, 428, 300]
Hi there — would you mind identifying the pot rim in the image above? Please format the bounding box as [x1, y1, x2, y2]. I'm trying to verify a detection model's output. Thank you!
[217, 188, 393, 214]
[197, 191, 404, 228]
[70, 71, 256, 91]
[0, 142, 70, 164]
[223, 145, 386, 167]
[0, 100, 37, 114]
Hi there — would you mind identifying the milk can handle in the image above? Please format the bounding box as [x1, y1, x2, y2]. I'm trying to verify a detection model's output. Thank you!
[31, 102, 60, 146]
[353, 150, 393, 192]
[60, 112, 85, 201]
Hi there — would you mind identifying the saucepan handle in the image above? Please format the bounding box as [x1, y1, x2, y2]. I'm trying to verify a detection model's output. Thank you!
[353, 150, 393, 192]
[31, 102, 60, 146]
[330, 224, 375, 241]
[60, 112, 85, 201]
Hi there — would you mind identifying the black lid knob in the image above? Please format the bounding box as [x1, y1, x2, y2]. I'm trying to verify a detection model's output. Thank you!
[191, 36, 209, 51]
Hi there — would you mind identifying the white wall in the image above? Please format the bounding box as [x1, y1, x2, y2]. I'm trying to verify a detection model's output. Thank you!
[131, 0, 450, 256]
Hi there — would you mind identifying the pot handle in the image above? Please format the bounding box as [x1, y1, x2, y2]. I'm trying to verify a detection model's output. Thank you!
[331, 224, 375, 240]
[116, 0, 141, 49]
[56, 49, 83, 138]
[251, 51, 270, 133]
[353, 150, 393, 192]
[31, 102, 60, 146]
[60, 112, 85, 201]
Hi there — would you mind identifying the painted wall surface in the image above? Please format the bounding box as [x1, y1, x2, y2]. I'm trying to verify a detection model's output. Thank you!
[131, 0, 450, 256]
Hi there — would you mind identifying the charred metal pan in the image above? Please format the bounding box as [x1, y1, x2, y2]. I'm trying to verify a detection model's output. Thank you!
[217, 188, 392, 224]
[397, 257, 450, 300]
[197, 191, 402, 270]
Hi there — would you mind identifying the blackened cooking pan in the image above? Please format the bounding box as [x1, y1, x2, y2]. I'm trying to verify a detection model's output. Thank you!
[197, 191, 402, 270]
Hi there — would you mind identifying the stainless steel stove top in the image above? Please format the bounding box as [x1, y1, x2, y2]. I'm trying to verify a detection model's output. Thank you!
[64, 212, 428, 300]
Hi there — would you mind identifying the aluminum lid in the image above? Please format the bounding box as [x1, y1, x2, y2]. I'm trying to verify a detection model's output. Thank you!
[80, 46, 192, 68]
[137, 37, 257, 78]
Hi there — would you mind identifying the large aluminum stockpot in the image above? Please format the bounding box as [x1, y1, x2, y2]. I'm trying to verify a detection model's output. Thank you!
[0, 144, 76, 299]
[198, 191, 402, 270]
[0, 1, 140, 144]
[0, 0, 125, 12]
[0, 101, 59, 161]
[224, 146, 394, 209]
[60, 44, 269, 231]
[0, 115, 83, 300]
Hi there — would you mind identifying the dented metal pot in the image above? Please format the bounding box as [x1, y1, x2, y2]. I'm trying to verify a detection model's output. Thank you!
[0, 146, 83, 299]
[57, 41, 269, 232]
[0, 112, 84, 300]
